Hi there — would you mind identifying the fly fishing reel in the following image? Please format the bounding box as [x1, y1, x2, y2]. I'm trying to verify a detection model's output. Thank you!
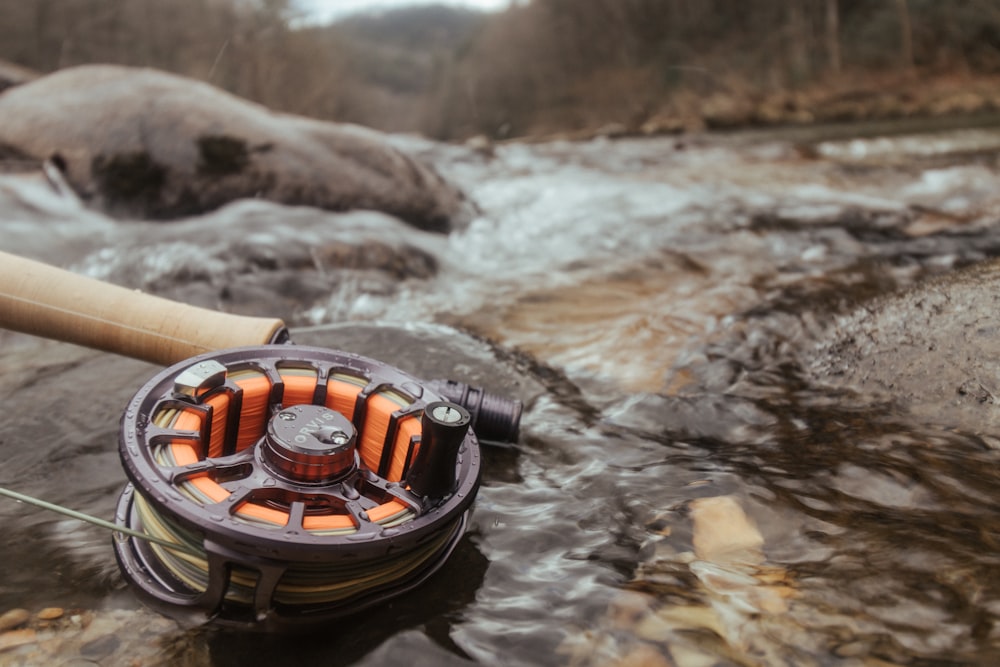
[113, 344, 518, 631]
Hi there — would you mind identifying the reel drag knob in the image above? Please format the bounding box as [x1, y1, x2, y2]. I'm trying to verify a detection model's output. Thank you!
[262, 405, 358, 484]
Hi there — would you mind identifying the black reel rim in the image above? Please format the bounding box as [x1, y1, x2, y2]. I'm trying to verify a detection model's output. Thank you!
[114, 344, 482, 629]
[113, 484, 470, 630]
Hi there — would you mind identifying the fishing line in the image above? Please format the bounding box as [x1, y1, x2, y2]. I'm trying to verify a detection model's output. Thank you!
[0, 484, 202, 557]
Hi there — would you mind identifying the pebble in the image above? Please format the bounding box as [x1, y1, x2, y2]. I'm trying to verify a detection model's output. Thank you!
[688, 495, 764, 563]
[36, 607, 64, 621]
[0, 628, 37, 652]
[0, 609, 30, 632]
[0, 607, 190, 665]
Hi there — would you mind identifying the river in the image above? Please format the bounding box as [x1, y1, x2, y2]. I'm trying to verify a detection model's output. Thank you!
[1, 115, 1000, 665]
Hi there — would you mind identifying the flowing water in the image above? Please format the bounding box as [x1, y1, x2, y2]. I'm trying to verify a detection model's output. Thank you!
[3, 117, 1000, 665]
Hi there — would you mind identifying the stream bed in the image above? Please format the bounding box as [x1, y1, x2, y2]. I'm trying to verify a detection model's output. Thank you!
[2, 116, 1000, 665]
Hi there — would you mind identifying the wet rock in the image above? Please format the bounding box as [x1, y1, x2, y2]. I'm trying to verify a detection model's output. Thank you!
[47, 200, 447, 324]
[0, 144, 38, 171]
[639, 112, 703, 136]
[463, 134, 495, 158]
[595, 122, 629, 139]
[295, 322, 544, 406]
[689, 496, 764, 563]
[312, 237, 438, 280]
[603, 393, 775, 443]
[0, 65, 469, 231]
[359, 630, 475, 667]
[0, 609, 30, 632]
[811, 258, 1000, 435]
[36, 608, 64, 621]
[0, 606, 197, 667]
[79, 633, 121, 659]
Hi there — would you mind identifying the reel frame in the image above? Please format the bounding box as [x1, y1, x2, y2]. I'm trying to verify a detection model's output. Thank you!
[113, 345, 482, 631]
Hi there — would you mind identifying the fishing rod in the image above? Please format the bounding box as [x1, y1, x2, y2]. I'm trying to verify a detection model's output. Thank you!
[0, 250, 521, 631]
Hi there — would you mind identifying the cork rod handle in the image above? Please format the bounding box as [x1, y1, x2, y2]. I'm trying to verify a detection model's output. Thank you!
[0, 251, 288, 366]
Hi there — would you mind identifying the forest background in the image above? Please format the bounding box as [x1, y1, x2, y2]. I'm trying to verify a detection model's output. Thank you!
[3, 0, 1000, 141]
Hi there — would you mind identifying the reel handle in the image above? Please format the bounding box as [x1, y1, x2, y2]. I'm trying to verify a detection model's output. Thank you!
[0, 250, 287, 366]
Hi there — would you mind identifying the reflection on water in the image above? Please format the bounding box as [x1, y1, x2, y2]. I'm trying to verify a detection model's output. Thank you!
[458, 260, 756, 392]
[3, 119, 1000, 664]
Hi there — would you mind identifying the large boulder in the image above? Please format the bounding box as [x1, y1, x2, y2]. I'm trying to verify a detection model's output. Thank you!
[0, 58, 38, 93]
[0, 65, 469, 231]
[810, 258, 1000, 435]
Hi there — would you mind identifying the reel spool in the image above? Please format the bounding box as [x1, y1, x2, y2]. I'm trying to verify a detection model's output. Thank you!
[113, 344, 514, 631]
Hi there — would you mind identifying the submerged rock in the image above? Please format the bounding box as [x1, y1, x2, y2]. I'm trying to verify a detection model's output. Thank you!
[0, 609, 30, 632]
[810, 258, 1000, 435]
[0, 65, 469, 231]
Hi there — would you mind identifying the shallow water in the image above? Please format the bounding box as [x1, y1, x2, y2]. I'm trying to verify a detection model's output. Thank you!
[3, 117, 1000, 665]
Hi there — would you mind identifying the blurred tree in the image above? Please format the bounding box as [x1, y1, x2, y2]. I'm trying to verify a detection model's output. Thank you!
[826, 0, 841, 73]
[2, 0, 1000, 140]
[895, 0, 914, 70]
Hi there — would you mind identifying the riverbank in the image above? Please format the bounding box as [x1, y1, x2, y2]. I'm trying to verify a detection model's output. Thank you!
[505, 70, 1000, 144]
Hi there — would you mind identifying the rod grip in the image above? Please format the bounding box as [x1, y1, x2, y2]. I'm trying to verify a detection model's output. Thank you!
[0, 250, 287, 366]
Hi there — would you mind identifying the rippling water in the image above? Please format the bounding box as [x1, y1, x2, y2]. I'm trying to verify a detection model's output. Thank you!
[3, 118, 1000, 665]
